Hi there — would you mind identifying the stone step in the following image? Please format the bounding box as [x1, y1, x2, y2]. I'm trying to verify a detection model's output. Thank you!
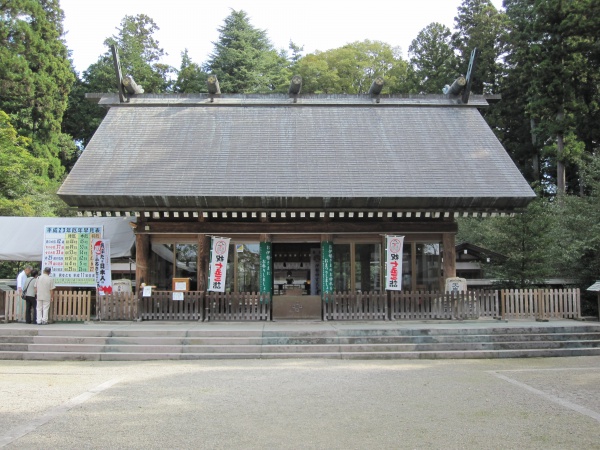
[3, 332, 599, 347]
[2, 334, 598, 348]
[1, 323, 599, 361]
[8, 339, 600, 356]
[2, 346, 600, 361]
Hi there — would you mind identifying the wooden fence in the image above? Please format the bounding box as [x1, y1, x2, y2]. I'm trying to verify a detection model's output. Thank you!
[2, 290, 91, 322]
[323, 292, 387, 321]
[138, 291, 203, 321]
[2, 288, 581, 322]
[98, 292, 137, 321]
[205, 292, 270, 321]
[501, 288, 580, 320]
[388, 291, 493, 320]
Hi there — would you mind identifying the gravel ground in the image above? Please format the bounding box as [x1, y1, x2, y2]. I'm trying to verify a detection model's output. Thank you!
[1, 356, 599, 449]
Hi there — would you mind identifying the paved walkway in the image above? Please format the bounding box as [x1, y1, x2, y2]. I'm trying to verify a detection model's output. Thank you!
[0, 354, 599, 449]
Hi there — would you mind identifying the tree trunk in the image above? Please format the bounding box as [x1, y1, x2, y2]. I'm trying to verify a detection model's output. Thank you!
[556, 109, 566, 194]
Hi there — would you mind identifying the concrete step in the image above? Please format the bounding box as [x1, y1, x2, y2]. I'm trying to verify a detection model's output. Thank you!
[7, 338, 600, 356]
[3, 347, 600, 361]
[1, 323, 599, 360]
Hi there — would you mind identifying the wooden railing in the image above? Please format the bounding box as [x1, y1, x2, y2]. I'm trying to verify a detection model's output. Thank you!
[2, 288, 581, 322]
[388, 291, 487, 320]
[138, 291, 203, 321]
[2, 291, 91, 322]
[323, 291, 387, 321]
[98, 292, 137, 321]
[501, 289, 580, 320]
[205, 292, 270, 321]
[51, 291, 92, 322]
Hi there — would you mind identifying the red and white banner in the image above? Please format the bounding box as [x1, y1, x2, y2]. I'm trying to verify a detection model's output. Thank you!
[93, 239, 112, 295]
[208, 237, 230, 292]
[385, 235, 404, 291]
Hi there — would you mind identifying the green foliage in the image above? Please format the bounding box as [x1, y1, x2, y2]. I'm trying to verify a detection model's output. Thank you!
[173, 49, 208, 93]
[0, 0, 74, 140]
[409, 23, 460, 93]
[296, 40, 412, 94]
[63, 14, 174, 147]
[103, 14, 173, 93]
[457, 198, 555, 288]
[551, 154, 600, 287]
[452, 0, 506, 94]
[61, 72, 103, 150]
[204, 10, 290, 93]
[0, 110, 67, 216]
[0, 0, 75, 188]
[502, 0, 600, 194]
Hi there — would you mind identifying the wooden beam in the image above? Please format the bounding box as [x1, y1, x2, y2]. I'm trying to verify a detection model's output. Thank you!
[140, 221, 458, 235]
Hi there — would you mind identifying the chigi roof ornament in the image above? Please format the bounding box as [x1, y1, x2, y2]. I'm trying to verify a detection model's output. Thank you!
[110, 44, 144, 103]
[442, 47, 479, 104]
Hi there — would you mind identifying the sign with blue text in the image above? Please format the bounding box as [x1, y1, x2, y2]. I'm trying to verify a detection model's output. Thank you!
[42, 226, 103, 287]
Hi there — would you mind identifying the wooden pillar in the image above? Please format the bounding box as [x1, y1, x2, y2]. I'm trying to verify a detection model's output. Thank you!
[197, 234, 211, 292]
[442, 232, 456, 289]
[135, 233, 150, 291]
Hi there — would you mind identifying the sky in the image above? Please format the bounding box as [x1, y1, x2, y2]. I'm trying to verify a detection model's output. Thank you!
[60, 0, 504, 75]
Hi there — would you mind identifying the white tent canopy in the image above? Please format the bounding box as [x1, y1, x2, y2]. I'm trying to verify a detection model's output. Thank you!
[0, 217, 136, 261]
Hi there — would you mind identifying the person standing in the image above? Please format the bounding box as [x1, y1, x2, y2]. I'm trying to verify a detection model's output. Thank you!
[23, 269, 38, 324]
[35, 267, 55, 325]
[16, 265, 32, 298]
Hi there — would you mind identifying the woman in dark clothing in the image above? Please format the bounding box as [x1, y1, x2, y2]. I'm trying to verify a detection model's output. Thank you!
[24, 269, 38, 324]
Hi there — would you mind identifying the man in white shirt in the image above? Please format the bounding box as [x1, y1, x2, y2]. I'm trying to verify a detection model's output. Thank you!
[35, 267, 55, 325]
[16, 265, 32, 297]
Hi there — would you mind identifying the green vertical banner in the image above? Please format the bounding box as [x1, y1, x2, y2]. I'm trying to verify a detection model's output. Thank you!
[259, 241, 272, 296]
[321, 241, 334, 295]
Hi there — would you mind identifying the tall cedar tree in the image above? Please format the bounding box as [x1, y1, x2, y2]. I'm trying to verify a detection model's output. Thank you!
[204, 10, 289, 93]
[64, 14, 173, 148]
[0, 0, 75, 180]
[452, 0, 506, 94]
[503, 0, 600, 195]
[408, 23, 460, 94]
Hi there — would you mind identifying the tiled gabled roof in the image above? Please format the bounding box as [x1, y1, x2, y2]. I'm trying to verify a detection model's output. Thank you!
[58, 94, 535, 212]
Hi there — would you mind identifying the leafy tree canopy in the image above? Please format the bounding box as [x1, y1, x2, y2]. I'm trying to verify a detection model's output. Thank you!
[63, 14, 174, 148]
[296, 40, 412, 94]
[0, 110, 66, 216]
[173, 49, 208, 93]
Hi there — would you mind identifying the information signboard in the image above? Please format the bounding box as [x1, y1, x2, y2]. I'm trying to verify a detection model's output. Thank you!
[42, 226, 102, 287]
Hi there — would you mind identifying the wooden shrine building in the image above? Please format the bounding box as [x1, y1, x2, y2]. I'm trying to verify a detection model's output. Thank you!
[58, 88, 535, 319]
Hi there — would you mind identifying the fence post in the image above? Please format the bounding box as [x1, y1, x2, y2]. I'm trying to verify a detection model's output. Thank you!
[136, 290, 142, 321]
